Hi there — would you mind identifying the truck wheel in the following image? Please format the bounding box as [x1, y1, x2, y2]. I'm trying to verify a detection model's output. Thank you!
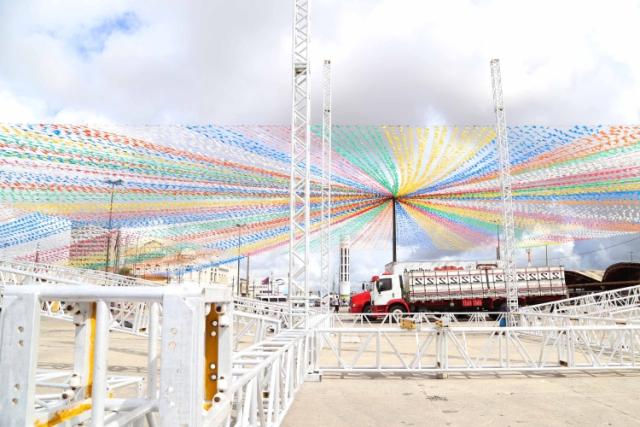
[389, 304, 406, 322]
[362, 304, 373, 321]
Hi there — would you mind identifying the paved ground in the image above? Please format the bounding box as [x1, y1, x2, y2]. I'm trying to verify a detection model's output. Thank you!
[283, 373, 640, 426]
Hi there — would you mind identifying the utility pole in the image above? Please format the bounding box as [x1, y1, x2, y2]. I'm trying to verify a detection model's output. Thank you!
[104, 179, 123, 272]
[630, 251, 635, 262]
[236, 223, 243, 297]
[288, 0, 311, 327]
[320, 58, 332, 310]
[545, 245, 549, 267]
[114, 230, 122, 273]
[245, 254, 250, 296]
[490, 59, 519, 322]
[392, 197, 397, 263]
[495, 221, 501, 261]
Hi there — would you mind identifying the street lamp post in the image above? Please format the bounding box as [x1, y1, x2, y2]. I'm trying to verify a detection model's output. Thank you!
[495, 221, 501, 261]
[104, 179, 123, 272]
[236, 223, 243, 296]
[545, 244, 549, 267]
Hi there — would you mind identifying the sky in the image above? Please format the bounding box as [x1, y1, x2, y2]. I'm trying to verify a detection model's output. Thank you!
[1, 0, 639, 285]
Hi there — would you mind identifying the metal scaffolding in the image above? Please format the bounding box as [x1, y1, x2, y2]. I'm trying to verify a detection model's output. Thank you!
[522, 284, 640, 320]
[288, 0, 311, 327]
[0, 282, 233, 426]
[320, 59, 332, 312]
[490, 59, 519, 321]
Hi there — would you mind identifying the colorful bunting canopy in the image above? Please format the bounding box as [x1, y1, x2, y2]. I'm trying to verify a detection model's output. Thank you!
[0, 124, 638, 271]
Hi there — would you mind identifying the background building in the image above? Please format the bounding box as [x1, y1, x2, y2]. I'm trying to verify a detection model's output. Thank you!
[339, 236, 351, 302]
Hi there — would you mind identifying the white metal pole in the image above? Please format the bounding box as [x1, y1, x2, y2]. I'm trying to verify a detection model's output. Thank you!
[147, 302, 160, 399]
[91, 299, 110, 426]
[320, 59, 332, 312]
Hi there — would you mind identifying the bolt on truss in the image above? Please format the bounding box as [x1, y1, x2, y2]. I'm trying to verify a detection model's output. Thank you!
[289, 0, 312, 327]
[320, 59, 332, 312]
[490, 59, 519, 321]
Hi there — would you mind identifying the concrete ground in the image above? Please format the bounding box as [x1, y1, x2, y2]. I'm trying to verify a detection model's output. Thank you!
[283, 373, 640, 426]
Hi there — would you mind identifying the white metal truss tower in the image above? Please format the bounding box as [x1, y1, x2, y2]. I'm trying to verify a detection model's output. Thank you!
[320, 59, 332, 312]
[490, 59, 519, 321]
[289, 0, 311, 327]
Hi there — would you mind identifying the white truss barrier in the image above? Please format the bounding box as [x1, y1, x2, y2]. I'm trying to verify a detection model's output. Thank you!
[226, 314, 325, 426]
[0, 259, 161, 336]
[521, 284, 640, 321]
[0, 258, 162, 288]
[316, 314, 640, 374]
[234, 296, 291, 323]
[327, 311, 503, 327]
[0, 259, 289, 355]
[234, 311, 282, 351]
[0, 283, 233, 426]
[35, 370, 144, 414]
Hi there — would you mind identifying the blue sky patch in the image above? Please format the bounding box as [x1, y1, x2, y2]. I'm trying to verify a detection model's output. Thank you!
[73, 11, 141, 59]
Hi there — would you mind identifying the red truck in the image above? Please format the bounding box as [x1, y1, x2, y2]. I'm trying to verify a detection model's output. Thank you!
[349, 261, 567, 315]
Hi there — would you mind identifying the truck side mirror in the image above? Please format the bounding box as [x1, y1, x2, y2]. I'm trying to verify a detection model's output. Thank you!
[362, 283, 365, 290]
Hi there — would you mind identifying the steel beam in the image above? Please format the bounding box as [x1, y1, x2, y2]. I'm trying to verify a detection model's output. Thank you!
[490, 59, 519, 321]
[289, 0, 312, 328]
[320, 58, 332, 313]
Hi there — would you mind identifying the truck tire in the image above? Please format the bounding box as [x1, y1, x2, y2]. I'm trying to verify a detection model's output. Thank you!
[362, 304, 373, 321]
[389, 304, 406, 322]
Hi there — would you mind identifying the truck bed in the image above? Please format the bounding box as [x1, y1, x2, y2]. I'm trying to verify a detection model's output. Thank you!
[405, 267, 566, 302]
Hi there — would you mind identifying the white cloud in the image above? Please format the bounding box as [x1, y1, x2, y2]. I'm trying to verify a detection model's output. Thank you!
[1, 0, 639, 125]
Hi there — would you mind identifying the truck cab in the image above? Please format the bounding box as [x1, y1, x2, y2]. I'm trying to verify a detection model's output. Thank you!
[348, 276, 376, 314]
[371, 273, 408, 315]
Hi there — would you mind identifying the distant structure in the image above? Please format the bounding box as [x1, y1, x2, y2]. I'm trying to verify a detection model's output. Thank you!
[69, 224, 108, 268]
[339, 236, 351, 302]
[181, 265, 231, 286]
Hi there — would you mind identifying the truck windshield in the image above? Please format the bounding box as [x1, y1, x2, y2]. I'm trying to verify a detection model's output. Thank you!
[376, 278, 392, 292]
